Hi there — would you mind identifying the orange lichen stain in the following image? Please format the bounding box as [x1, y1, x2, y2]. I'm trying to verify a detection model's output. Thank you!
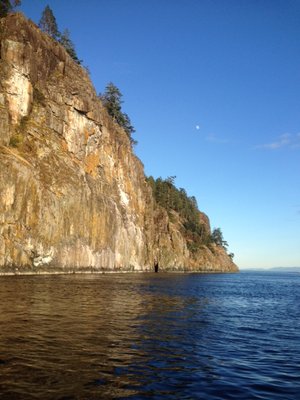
[61, 139, 68, 152]
[84, 129, 89, 144]
[84, 151, 99, 177]
[83, 128, 96, 144]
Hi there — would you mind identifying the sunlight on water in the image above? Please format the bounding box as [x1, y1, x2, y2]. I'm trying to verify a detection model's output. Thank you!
[0, 272, 299, 399]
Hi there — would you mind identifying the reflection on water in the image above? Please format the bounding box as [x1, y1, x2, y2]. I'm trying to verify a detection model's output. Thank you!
[0, 272, 299, 399]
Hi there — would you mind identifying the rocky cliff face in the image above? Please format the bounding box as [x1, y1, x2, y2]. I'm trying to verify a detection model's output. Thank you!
[0, 13, 238, 274]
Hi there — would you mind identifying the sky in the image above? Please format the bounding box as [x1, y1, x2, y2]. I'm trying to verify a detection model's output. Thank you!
[18, 0, 300, 269]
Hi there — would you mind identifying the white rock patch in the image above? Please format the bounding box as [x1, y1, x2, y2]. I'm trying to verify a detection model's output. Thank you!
[5, 70, 32, 124]
[118, 184, 129, 207]
[33, 247, 54, 267]
[2, 185, 15, 210]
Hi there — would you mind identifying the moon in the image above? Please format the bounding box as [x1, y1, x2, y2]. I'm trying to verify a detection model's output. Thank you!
[195, 125, 200, 130]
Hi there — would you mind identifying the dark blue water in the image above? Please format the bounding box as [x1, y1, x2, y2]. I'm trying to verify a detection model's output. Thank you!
[0, 271, 299, 399]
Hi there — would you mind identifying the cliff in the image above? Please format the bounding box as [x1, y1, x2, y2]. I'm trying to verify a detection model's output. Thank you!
[0, 13, 238, 274]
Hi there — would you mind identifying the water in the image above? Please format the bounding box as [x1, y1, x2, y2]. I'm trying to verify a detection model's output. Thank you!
[0, 272, 299, 399]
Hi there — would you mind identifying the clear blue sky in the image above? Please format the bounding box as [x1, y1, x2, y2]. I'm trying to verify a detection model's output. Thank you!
[19, 0, 300, 269]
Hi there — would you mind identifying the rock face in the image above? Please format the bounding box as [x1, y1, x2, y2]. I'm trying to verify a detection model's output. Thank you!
[0, 13, 238, 274]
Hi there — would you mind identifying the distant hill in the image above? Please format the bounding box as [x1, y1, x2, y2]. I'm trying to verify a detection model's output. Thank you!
[241, 267, 300, 272]
[269, 267, 300, 272]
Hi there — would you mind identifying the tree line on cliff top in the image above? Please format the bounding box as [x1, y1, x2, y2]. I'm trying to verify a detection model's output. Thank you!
[147, 176, 233, 257]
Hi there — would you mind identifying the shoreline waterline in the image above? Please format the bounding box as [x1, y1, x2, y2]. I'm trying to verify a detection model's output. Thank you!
[0, 268, 238, 276]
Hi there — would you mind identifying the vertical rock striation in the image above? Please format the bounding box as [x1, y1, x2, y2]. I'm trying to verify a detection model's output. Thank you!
[0, 13, 238, 273]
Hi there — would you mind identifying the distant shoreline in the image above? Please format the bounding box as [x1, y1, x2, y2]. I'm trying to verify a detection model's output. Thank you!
[240, 267, 300, 272]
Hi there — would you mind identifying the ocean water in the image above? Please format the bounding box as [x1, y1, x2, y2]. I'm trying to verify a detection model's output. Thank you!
[0, 271, 299, 399]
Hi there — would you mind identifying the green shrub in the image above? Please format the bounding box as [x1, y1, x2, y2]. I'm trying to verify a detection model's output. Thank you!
[33, 87, 45, 105]
[9, 133, 23, 147]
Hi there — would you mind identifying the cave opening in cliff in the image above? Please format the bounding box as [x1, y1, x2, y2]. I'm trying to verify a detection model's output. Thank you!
[154, 263, 159, 273]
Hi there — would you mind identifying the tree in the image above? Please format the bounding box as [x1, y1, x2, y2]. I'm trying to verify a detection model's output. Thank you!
[100, 82, 123, 122]
[211, 228, 228, 249]
[0, 0, 21, 17]
[38, 6, 81, 65]
[146, 175, 212, 251]
[122, 112, 137, 144]
[39, 5, 59, 39]
[59, 29, 81, 64]
[100, 82, 136, 144]
[166, 176, 176, 186]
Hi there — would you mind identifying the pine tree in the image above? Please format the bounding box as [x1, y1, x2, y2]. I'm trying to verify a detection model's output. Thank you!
[0, 0, 21, 17]
[211, 228, 228, 249]
[101, 83, 123, 123]
[59, 29, 81, 64]
[39, 5, 59, 39]
[100, 82, 136, 144]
